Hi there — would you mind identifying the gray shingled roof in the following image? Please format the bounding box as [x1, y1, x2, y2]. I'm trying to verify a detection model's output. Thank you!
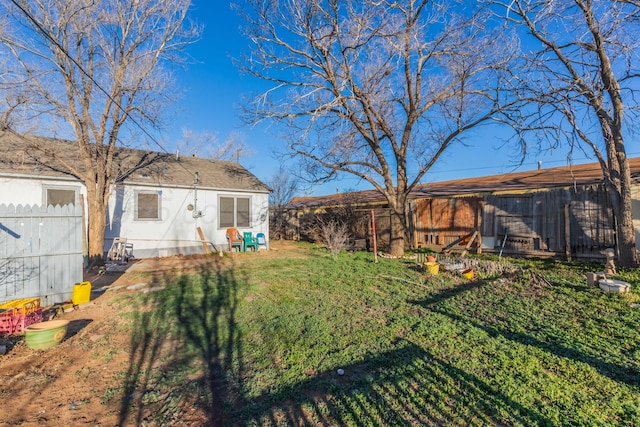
[288, 158, 640, 209]
[0, 132, 271, 193]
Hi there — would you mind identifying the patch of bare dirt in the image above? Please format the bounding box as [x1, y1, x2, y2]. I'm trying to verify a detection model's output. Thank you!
[0, 240, 300, 426]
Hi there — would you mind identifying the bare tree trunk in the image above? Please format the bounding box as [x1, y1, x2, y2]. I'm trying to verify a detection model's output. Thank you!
[607, 159, 637, 267]
[86, 185, 107, 265]
[617, 195, 636, 267]
[389, 207, 406, 257]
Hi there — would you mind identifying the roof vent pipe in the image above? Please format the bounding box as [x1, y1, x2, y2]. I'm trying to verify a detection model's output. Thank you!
[538, 161, 542, 170]
[176, 149, 179, 161]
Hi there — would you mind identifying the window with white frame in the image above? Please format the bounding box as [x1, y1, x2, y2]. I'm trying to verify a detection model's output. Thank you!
[45, 186, 77, 207]
[135, 190, 161, 220]
[219, 196, 250, 228]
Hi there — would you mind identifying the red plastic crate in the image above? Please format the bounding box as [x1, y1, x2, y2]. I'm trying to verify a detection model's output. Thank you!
[0, 307, 43, 335]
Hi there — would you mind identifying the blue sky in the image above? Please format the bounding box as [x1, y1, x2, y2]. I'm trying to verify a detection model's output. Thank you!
[162, 2, 612, 197]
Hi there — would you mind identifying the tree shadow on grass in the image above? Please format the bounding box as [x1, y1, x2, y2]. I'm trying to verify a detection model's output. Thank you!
[118, 257, 244, 427]
[113, 261, 636, 425]
[114, 260, 552, 426]
[415, 279, 486, 306]
[411, 287, 640, 386]
[230, 340, 552, 426]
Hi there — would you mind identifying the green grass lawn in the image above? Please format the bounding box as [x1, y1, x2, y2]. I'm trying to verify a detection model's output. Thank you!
[119, 244, 640, 426]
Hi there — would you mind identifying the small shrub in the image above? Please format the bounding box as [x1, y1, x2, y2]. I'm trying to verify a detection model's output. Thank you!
[318, 218, 349, 260]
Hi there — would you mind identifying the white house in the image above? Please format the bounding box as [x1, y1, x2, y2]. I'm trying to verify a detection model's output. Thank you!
[0, 133, 271, 259]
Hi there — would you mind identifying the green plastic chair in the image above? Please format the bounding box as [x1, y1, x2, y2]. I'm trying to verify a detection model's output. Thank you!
[243, 232, 258, 252]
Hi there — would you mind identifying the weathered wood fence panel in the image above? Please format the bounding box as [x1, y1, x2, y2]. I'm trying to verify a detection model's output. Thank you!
[569, 184, 616, 258]
[283, 183, 618, 260]
[481, 185, 614, 258]
[414, 197, 481, 247]
[0, 203, 82, 305]
[409, 184, 615, 259]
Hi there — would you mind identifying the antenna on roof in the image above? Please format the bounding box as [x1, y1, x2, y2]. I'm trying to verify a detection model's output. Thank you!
[191, 171, 203, 218]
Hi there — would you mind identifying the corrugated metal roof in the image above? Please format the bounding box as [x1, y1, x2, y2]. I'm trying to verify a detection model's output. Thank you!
[0, 132, 271, 193]
[288, 158, 640, 209]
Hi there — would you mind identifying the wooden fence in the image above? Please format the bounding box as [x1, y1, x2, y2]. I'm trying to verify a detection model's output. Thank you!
[287, 182, 619, 261]
[0, 203, 83, 305]
[412, 184, 616, 260]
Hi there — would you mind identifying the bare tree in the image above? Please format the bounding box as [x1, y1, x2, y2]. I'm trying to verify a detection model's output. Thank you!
[268, 166, 299, 239]
[178, 128, 254, 162]
[0, 0, 199, 264]
[236, 0, 517, 256]
[318, 217, 349, 260]
[489, 0, 640, 266]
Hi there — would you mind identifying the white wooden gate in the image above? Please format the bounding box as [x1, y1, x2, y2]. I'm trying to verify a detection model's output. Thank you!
[0, 203, 83, 305]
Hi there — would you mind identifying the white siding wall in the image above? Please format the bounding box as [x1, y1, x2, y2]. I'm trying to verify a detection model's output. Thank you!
[0, 176, 86, 206]
[105, 184, 269, 258]
[1, 176, 269, 259]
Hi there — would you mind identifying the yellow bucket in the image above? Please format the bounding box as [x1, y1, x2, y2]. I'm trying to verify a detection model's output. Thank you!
[425, 262, 439, 275]
[461, 268, 474, 280]
[72, 281, 92, 305]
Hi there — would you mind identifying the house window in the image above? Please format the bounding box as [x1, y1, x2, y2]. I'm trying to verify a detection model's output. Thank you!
[237, 198, 250, 227]
[219, 196, 251, 228]
[136, 191, 161, 220]
[45, 187, 76, 207]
